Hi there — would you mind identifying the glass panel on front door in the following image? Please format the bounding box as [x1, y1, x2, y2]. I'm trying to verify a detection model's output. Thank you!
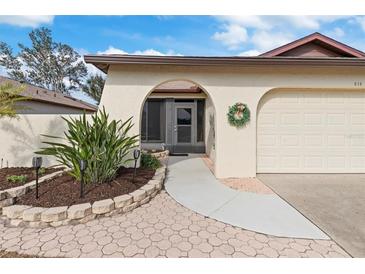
[176, 107, 192, 143]
[177, 108, 192, 125]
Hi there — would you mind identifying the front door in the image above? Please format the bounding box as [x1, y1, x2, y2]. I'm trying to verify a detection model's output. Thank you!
[173, 103, 195, 153]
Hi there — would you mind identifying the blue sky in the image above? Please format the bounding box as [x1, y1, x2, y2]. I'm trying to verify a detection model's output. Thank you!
[1, 15, 365, 102]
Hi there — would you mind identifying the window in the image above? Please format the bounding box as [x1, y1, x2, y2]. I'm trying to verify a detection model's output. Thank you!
[141, 99, 165, 142]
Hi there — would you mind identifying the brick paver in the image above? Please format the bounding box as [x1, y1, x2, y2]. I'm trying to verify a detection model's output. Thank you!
[0, 191, 349, 258]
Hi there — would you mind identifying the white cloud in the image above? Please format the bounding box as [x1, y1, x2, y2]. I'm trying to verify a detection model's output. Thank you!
[97, 46, 182, 56]
[215, 16, 271, 30]
[238, 49, 261, 56]
[97, 46, 127, 55]
[251, 31, 293, 52]
[0, 16, 54, 28]
[133, 49, 165, 56]
[212, 16, 350, 53]
[354, 16, 365, 32]
[212, 24, 248, 50]
[215, 16, 349, 32]
[326, 27, 345, 38]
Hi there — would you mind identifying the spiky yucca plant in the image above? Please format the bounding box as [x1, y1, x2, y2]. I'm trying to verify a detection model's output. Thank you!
[37, 107, 138, 184]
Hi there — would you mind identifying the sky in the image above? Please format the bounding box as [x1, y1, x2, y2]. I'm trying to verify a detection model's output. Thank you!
[1, 15, 365, 102]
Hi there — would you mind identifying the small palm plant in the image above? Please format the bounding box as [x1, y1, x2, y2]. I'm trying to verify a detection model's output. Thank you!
[37, 107, 138, 184]
[0, 82, 27, 118]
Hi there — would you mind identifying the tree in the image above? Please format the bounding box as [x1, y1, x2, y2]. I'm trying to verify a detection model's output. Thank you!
[82, 74, 105, 104]
[0, 83, 27, 118]
[0, 27, 87, 95]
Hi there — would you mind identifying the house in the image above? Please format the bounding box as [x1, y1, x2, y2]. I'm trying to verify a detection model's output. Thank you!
[0, 76, 96, 166]
[0, 76, 96, 114]
[85, 32, 365, 178]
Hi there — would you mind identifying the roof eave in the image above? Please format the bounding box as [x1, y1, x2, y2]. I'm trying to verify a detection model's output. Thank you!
[22, 96, 97, 112]
[84, 55, 365, 69]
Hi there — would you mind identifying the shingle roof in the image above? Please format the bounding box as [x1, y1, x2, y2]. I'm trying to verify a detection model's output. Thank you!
[85, 33, 365, 74]
[0, 76, 97, 112]
[260, 32, 365, 58]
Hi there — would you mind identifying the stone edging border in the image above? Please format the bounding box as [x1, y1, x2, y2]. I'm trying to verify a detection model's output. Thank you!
[143, 150, 169, 160]
[0, 170, 65, 213]
[0, 165, 166, 228]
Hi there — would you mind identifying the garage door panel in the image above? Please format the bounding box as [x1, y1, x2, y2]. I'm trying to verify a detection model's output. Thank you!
[304, 135, 323, 146]
[304, 113, 322, 124]
[351, 157, 365, 168]
[304, 156, 324, 169]
[257, 90, 365, 173]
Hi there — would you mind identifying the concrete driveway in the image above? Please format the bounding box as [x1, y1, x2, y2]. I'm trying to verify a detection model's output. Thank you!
[258, 174, 365, 257]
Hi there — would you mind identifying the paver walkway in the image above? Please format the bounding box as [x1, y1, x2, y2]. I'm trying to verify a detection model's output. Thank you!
[0, 191, 348, 258]
[165, 156, 328, 239]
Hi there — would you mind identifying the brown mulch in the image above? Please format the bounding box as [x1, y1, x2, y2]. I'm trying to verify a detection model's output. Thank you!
[0, 251, 37, 258]
[0, 167, 64, 191]
[16, 167, 155, 207]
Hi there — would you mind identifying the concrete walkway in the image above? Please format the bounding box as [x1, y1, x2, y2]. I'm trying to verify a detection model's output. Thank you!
[165, 156, 328, 240]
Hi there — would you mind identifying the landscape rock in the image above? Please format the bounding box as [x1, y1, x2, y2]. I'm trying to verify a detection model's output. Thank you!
[0, 191, 7, 200]
[50, 219, 70, 227]
[9, 219, 25, 227]
[141, 184, 155, 195]
[155, 167, 166, 175]
[77, 213, 96, 224]
[123, 202, 139, 213]
[92, 199, 114, 214]
[130, 189, 147, 202]
[114, 194, 133, 208]
[41, 206, 68, 222]
[140, 196, 150, 205]
[2, 205, 31, 219]
[67, 203, 92, 220]
[23, 207, 46, 222]
[153, 173, 165, 181]
[6, 186, 27, 198]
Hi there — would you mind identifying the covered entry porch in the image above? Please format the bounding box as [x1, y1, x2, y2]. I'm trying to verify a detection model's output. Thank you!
[141, 80, 215, 155]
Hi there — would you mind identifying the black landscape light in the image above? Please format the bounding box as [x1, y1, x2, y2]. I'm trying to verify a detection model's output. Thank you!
[132, 149, 141, 183]
[32, 156, 43, 199]
[79, 159, 88, 198]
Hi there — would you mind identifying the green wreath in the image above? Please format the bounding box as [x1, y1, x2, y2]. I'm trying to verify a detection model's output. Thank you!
[227, 102, 250, 128]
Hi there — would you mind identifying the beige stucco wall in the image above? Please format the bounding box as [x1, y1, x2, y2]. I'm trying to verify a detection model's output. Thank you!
[205, 95, 216, 164]
[99, 64, 365, 178]
[0, 114, 87, 167]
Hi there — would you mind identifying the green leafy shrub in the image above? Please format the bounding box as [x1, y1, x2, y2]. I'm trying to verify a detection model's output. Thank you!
[33, 167, 46, 176]
[37, 107, 138, 184]
[6, 175, 27, 184]
[141, 153, 161, 169]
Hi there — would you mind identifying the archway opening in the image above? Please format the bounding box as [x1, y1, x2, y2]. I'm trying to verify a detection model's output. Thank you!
[140, 79, 216, 169]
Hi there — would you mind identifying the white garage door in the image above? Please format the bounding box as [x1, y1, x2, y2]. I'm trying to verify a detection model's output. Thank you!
[257, 89, 365, 173]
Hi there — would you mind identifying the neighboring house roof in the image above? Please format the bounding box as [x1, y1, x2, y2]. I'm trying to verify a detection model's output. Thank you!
[0, 76, 97, 112]
[153, 80, 201, 93]
[260, 32, 365, 58]
[84, 33, 365, 73]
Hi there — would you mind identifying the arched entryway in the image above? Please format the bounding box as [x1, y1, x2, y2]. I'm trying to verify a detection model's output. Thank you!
[140, 79, 217, 165]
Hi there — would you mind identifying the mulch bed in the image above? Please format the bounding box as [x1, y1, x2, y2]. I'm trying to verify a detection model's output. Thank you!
[16, 167, 155, 207]
[0, 167, 64, 191]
